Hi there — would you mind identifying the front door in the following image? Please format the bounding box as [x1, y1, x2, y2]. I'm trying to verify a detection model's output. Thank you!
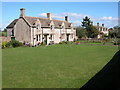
[44, 35, 47, 45]
[67, 34, 69, 41]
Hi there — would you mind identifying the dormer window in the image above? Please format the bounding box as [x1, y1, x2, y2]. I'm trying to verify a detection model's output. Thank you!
[51, 25, 54, 30]
[61, 26, 64, 29]
[36, 24, 40, 29]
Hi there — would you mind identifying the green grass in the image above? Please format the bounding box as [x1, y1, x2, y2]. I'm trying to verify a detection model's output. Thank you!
[2, 44, 118, 88]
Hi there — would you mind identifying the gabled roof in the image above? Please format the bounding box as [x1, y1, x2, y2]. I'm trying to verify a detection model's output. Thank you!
[52, 20, 63, 28]
[6, 16, 72, 29]
[64, 22, 71, 29]
[6, 19, 18, 28]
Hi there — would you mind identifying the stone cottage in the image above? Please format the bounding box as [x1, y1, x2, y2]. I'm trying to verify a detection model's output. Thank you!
[6, 8, 76, 45]
[95, 23, 109, 38]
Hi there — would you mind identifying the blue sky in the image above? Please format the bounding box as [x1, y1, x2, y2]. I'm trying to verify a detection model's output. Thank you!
[1, 2, 118, 29]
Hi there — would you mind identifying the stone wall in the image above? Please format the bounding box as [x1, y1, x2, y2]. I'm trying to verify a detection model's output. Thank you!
[14, 18, 31, 43]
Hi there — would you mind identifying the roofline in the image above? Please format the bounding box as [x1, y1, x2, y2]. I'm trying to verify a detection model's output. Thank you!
[21, 17, 31, 27]
[25, 16, 72, 24]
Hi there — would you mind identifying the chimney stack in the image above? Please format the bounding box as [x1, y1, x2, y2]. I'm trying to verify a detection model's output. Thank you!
[97, 23, 99, 27]
[20, 8, 25, 17]
[102, 24, 104, 27]
[65, 16, 68, 22]
[47, 13, 52, 20]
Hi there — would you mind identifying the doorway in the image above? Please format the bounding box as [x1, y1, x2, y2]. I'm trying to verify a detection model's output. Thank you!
[67, 34, 69, 41]
[44, 35, 47, 45]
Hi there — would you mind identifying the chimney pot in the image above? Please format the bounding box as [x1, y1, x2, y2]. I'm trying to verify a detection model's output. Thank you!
[102, 24, 104, 27]
[20, 8, 25, 17]
[47, 13, 52, 20]
[65, 16, 68, 22]
[97, 23, 99, 26]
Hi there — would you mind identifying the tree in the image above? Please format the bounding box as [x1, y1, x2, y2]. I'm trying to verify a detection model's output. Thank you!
[3, 28, 7, 32]
[113, 26, 120, 38]
[86, 25, 99, 38]
[118, 27, 120, 38]
[81, 16, 93, 28]
[76, 27, 87, 38]
[81, 16, 99, 38]
[108, 26, 120, 38]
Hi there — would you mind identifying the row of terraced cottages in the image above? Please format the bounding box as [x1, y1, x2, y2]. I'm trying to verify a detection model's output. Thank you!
[6, 8, 77, 46]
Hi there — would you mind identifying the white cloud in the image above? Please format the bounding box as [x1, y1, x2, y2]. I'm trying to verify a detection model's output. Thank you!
[38, 12, 118, 28]
[38, 12, 89, 26]
[92, 16, 118, 28]
[38, 13, 64, 19]
[38, 12, 88, 19]
[2, 12, 118, 29]
[92, 16, 118, 21]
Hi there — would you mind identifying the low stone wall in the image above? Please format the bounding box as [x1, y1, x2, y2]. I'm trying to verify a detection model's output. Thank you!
[0, 36, 10, 42]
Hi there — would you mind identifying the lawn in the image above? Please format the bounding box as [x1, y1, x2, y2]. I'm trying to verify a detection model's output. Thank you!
[2, 44, 118, 88]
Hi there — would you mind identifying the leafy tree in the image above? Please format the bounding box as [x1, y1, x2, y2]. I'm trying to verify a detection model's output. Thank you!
[81, 16, 93, 28]
[86, 26, 99, 38]
[81, 16, 99, 38]
[118, 27, 120, 38]
[76, 27, 87, 38]
[1, 28, 7, 37]
[3, 28, 7, 32]
[108, 26, 120, 38]
[113, 26, 120, 38]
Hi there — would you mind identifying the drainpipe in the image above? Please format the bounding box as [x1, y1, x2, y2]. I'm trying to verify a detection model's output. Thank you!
[60, 28, 61, 42]
[42, 28, 43, 42]
[66, 28, 67, 41]
[32, 26, 36, 46]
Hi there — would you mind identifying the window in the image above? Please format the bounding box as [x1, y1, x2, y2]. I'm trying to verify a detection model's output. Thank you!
[36, 24, 40, 29]
[61, 26, 64, 29]
[11, 29, 14, 36]
[51, 25, 54, 30]
[50, 34, 52, 40]
[39, 35, 41, 41]
[36, 35, 38, 41]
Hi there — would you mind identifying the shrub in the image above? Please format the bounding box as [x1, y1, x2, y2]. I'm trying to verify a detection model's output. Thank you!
[5, 40, 23, 48]
[59, 41, 68, 44]
[2, 42, 7, 49]
[6, 42, 12, 48]
[10, 40, 22, 48]
[113, 40, 120, 45]
[40, 42, 45, 46]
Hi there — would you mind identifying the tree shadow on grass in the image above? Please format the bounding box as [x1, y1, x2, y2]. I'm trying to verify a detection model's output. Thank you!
[79, 50, 120, 90]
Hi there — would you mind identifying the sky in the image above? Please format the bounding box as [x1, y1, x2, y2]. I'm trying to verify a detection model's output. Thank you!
[1, 2, 119, 30]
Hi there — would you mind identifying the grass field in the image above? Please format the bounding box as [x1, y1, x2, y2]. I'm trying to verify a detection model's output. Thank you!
[2, 44, 118, 88]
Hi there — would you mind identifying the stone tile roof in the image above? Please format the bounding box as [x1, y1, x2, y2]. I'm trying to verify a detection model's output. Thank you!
[52, 20, 63, 28]
[6, 19, 18, 28]
[64, 22, 71, 29]
[7, 16, 72, 29]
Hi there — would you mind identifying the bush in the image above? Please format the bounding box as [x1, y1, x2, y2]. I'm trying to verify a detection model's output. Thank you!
[59, 41, 68, 44]
[40, 42, 45, 46]
[6, 42, 12, 48]
[5, 40, 23, 48]
[2, 42, 7, 49]
[10, 40, 22, 48]
[113, 41, 120, 45]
